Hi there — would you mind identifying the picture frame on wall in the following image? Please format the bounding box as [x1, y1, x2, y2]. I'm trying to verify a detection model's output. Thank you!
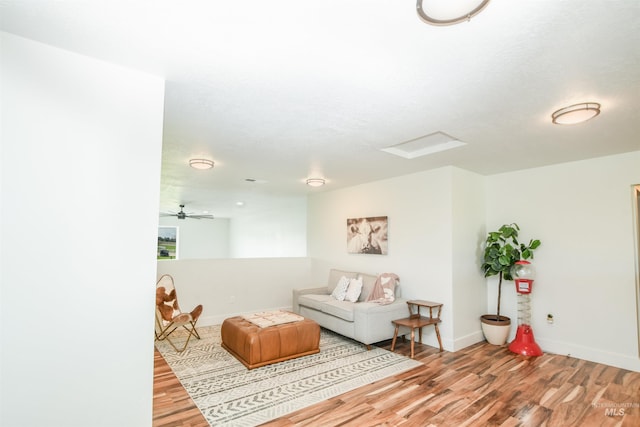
[347, 216, 388, 255]
[158, 226, 178, 260]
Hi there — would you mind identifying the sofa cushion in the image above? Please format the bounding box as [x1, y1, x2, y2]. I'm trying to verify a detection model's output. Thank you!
[297, 294, 334, 311]
[327, 269, 358, 293]
[321, 300, 355, 322]
[358, 273, 378, 302]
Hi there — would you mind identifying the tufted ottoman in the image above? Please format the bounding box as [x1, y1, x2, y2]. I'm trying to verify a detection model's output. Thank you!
[221, 315, 320, 369]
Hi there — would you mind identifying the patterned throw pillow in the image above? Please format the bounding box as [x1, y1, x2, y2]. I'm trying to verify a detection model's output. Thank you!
[344, 277, 363, 302]
[330, 276, 351, 301]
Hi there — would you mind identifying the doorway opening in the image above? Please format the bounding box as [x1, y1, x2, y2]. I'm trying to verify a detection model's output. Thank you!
[633, 185, 640, 357]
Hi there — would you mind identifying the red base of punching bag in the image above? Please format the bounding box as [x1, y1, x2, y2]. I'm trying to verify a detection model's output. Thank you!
[509, 324, 543, 357]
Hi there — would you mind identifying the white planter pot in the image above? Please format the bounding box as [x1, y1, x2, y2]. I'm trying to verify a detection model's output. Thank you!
[480, 315, 511, 346]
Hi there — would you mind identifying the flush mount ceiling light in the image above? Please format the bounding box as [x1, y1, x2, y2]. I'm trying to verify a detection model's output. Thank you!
[416, 0, 491, 26]
[551, 102, 601, 125]
[306, 178, 325, 187]
[189, 158, 214, 169]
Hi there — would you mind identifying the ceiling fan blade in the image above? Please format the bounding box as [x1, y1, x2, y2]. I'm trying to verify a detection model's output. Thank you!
[160, 205, 213, 219]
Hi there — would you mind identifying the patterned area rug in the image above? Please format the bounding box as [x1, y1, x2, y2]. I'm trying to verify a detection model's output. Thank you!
[156, 324, 422, 426]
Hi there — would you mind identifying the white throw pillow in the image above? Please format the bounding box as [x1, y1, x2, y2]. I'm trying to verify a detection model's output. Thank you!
[344, 277, 363, 302]
[330, 276, 350, 301]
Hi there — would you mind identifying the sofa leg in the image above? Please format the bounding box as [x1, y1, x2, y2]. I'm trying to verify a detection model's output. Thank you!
[366, 344, 371, 350]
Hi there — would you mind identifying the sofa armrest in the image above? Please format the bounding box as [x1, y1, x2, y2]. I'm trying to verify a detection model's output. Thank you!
[352, 299, 410, 344]
[292, 286, 328, 313]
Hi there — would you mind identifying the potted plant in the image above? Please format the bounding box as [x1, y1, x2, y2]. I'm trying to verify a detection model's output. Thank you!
[480, 223, 540, 345]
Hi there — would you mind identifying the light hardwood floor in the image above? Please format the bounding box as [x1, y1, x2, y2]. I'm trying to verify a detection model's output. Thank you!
[153, 337, 640, 426]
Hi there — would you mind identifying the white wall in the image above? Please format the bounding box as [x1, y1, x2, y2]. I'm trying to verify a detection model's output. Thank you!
[158, 195, 307, 260]
[156, 257, 312, 325]
[306, 167, 488, 351]
[451, 167, 488, 349]
[159, 216, 230, 259]
[0, 33, 164, 426]
[230, 195, 307, 258]
[486, 151, 640, 371]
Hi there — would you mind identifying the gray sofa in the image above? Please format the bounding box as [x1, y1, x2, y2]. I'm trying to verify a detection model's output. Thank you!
[292, 269, 409, 347]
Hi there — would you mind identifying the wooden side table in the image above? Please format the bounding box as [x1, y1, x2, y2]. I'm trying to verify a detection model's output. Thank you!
[390, 300, 443, 358]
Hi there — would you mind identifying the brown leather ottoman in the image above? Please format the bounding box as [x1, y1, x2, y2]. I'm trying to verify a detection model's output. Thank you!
[221, 315, 320, 369]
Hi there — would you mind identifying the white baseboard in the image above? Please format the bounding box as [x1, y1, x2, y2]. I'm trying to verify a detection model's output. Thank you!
[397, 330, 484, 353]
[537, 338, 640, 372]
[452, 330, 485, 352]
[447, 331, 640, 372]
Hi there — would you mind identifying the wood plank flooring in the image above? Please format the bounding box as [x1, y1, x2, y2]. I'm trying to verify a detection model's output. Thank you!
[153, 338, 640, 426]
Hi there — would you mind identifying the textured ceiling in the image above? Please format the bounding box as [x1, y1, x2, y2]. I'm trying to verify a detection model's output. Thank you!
[2, 0, 639, 218]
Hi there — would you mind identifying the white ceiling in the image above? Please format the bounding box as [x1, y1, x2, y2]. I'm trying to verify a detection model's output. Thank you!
[2, 0, 639, 218]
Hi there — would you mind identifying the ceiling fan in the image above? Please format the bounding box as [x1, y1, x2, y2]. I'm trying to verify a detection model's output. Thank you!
[160, 204, 214, 220]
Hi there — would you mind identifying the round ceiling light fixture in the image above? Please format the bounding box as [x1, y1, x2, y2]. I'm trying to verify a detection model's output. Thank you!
[189, 158, 214, 169]
[416, 0, 491, 26]
[551, 102, 601, 125]
[306, 178, 325, 187]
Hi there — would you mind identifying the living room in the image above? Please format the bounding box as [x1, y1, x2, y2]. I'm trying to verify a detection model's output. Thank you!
[2, 1, 639, 426]
[157, 154, 640, 370]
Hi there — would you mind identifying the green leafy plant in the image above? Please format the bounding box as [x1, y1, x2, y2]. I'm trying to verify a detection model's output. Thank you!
[481, 223, 541, 320]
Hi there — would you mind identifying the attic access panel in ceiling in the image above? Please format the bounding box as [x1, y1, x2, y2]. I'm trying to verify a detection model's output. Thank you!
[381, 131, 466, 159]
